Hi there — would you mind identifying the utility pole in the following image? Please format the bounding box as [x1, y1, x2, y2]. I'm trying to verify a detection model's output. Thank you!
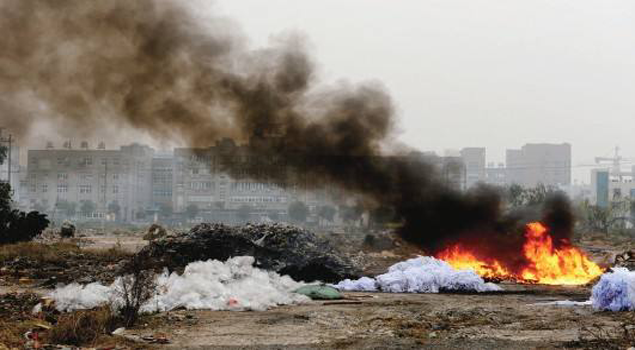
[7, 134, 12, 187]
[0, 129, 13, 189]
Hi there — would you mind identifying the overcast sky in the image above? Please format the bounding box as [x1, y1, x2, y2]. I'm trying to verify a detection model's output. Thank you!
[215, 0, 635, 182]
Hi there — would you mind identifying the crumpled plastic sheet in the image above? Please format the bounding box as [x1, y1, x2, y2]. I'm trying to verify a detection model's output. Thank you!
[48, 256, 309, 313]
[49, 282, 113, 312]
[591, 267, 635, 311]
[333, 256, 502, 293]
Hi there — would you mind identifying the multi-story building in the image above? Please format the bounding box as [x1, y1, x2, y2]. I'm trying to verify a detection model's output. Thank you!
[505, 143, 571, 187]
[485, 162, 508, 187]
[151, 155, 174, 212]
[26, 142, 154, 221]
[408, 151, 466, 191]
[591, 167, 635, 208]
[460, 148, 486, 188]
[173, 138, 293, 223]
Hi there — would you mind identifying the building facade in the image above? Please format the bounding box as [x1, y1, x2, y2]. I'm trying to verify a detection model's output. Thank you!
[505, 143, 571, 187]
[26, 142, 154, 221]
[460, 147, 486, 188]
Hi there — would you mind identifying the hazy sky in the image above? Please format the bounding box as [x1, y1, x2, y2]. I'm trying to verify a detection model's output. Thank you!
[216, 0, 635, 182]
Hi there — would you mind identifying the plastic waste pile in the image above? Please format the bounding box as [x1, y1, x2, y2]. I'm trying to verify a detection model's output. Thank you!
[591, 267, 635, 311]
[48, 256, 309, 313]
[334, 256, 502, 293]
[134, 223, 359, 283]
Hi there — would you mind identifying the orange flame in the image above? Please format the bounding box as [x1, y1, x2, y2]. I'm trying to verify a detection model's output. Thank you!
[436, 222, 603, 285]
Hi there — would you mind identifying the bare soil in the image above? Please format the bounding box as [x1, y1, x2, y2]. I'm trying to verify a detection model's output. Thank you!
[1, 232, 633, 349]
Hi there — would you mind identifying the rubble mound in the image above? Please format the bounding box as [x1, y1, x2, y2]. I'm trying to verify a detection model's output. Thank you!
[134, 223, 360, 283]
[143, 223, 168, 241]
[59, 221, 76, 238]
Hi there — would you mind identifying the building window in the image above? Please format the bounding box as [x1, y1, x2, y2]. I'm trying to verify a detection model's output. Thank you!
[113, 185, 119, 194]
[57, 173, 68, 181]
[41, 184, 48, 193]
[80, 185, 92, 194]
[57, 184, 68, 193]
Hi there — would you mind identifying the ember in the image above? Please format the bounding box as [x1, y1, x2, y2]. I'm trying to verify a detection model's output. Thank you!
[436, 222, 603, 285]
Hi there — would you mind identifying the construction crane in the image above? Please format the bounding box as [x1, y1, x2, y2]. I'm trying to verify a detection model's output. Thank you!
[595, 146, 632, 181]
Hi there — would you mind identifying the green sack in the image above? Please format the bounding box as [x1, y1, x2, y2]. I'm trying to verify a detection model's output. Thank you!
[294, 285, 342, 300]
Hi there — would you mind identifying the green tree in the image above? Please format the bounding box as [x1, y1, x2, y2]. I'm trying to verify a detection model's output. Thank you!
[237, 204, 251, 222]
[371, 205, 395, 226]
[340, 204, 363, 224]
[578, 199, 631, 234]
[288, 201, 309, 223]
[0, 182, 49, 244]
[506, 183, 558, 208]
[317, 205, 336, 223]
[185, 204, 199, 220]
[0, 144, 6, 165]
[80, 200, 96, 217]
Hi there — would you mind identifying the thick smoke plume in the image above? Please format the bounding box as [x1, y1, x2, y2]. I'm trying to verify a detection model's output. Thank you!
[0, 0, 572, 250]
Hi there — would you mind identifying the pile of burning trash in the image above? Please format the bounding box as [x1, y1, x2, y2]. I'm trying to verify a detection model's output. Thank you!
[133, 223, 360, 283]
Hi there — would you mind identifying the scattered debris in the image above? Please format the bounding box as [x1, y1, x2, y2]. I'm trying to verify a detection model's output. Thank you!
[591, 267, 635, 311]
[143, 223, 167, 241]
[334, 256, 502, 293]
[135, 223, 360, 282]
[0, 242, 129, 287]
[530, 300, 592, 307]
[614, 250, 635, 270]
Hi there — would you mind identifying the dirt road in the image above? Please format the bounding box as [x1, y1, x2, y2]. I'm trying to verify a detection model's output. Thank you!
[118, 284, 624, 349]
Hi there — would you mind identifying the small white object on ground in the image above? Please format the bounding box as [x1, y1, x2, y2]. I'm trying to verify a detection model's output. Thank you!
[531, 300, 592, 307]
[333, 256, 502, 293]
[49, 256, 309, 313]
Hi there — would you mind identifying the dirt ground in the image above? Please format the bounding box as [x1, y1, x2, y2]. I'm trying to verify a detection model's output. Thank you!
[113, 284, 625, 350]
[2, 232, 633, 349]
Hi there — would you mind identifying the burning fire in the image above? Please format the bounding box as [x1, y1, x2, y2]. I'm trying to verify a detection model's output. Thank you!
[436, 222, 603, 285]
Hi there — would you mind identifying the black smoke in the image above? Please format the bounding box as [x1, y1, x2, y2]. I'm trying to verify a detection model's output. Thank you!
[0, 0, 573, 250]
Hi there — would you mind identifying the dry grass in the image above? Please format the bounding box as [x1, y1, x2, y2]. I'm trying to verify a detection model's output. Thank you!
[568, 312, 635, 349]
[44, 306, 119, 346]
[84, 243, 132, 261]
[0, 241, 80, 264]
[0, 240, 131, 264]
[0, 319, 45, 348]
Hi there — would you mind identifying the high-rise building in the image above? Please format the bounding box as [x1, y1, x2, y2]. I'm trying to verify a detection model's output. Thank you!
[460, 147, 486, 188]
[505, 143, 571, 187]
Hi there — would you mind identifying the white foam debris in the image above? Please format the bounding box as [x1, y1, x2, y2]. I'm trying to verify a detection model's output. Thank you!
[531, 300, 592, 307]
[49, 256, 310, 313]
[143, 256, 308, 312]
[333, 256, 502, 293]
[591, 267, 635, 311]
[335, 276, 377, 292]
[50, 282, 113, 312]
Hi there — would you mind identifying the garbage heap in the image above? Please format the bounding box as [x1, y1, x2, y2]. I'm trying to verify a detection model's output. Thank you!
[133, 223, 360, 283]
[614, 250, 635, 271]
